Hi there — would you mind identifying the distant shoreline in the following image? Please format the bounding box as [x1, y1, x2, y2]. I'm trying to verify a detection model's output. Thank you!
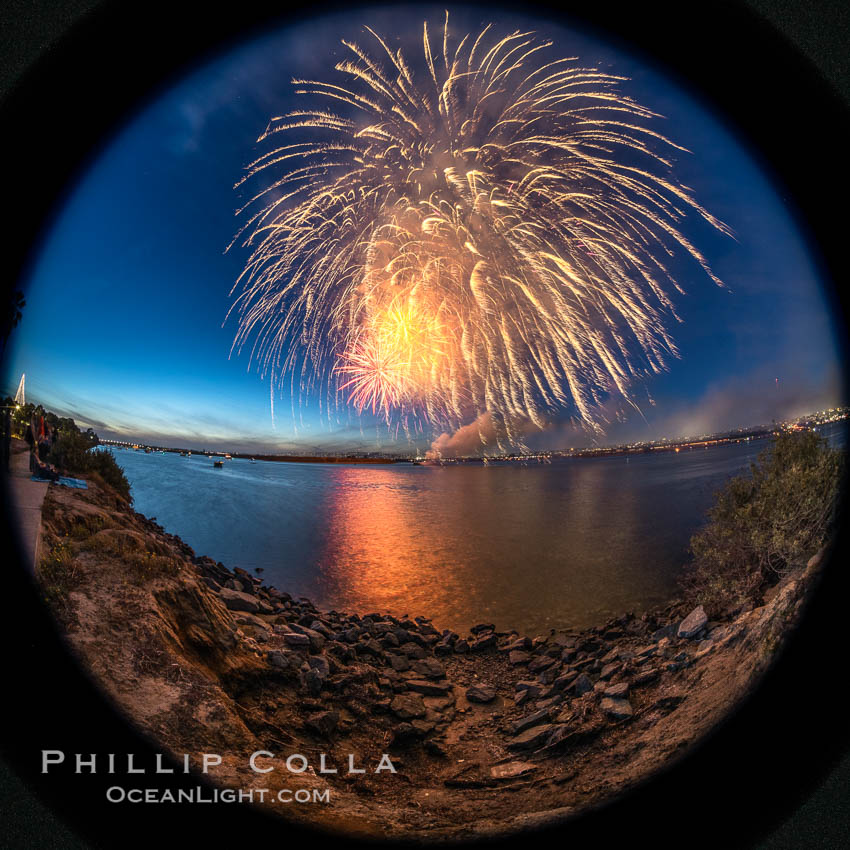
[108, 446, 401, 464]
[99, 409, 847, 464]
[230, 453, 398, 464]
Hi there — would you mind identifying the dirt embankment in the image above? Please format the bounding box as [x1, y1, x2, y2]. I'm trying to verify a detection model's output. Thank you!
[34, 476, 823, 841]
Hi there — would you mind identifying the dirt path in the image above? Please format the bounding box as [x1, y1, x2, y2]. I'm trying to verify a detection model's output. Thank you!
[5, 437, 49, 570]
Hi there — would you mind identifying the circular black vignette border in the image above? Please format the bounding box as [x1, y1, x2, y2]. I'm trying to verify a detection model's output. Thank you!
[0, 1, 849, 848]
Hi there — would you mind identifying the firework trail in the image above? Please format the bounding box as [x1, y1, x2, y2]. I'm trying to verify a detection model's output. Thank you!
[229, 14, 730, 450]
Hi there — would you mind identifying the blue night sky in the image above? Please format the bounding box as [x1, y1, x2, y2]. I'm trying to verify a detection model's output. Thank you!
[2, 4, 844, 454]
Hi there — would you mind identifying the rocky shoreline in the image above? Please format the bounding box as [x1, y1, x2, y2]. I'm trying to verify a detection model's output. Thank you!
[36, 475, 823, 840]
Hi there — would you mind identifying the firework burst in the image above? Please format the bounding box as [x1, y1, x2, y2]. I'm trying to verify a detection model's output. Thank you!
[229, 14, 730, 447]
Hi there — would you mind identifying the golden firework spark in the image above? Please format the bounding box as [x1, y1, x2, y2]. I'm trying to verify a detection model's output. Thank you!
[229, 14, 730, 444]
[337, 297, 448, 413]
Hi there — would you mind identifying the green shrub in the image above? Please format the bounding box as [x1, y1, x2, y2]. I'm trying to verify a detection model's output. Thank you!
[681, 429, 844, 615]
[48, 424, 95, 471]
[48, 426, 131, 502]
[86, 449, 132, 501]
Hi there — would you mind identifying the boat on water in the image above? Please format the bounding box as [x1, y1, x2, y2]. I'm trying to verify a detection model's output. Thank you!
[224, 453, 232, 460]
[213, 460, 224, 468]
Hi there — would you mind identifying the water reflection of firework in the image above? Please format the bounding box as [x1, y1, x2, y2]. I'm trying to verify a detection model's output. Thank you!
[230, 14, 729, 446]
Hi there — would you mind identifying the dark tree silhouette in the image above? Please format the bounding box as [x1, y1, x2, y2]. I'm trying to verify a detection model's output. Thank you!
[1, 289, 26, 352]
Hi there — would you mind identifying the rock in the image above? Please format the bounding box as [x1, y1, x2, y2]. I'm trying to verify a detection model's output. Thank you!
[308, 655, 329, 678]
[551, 670, 579, 692]
[470, 633, 498, 651]
[381, 632, 400, 649]
[282, 632, 311, 649]
[466, 684, 497, 703]
[387, 653, 411, 672]
[515, 681, 543, 699]
[298, 627, 327, 652]
[404, 631, 428, 648]
[357, 638, 383, 657]
[267, 650, 295, 669]
[309, 620, 332, 637]
[632, 667, 660, 687]
[425, 739, 449, 757]
[578, 637, 601, 653]
[528, 656, 557, 673]
[411, 657, 445, 679]
[507, 723, 559, 751]
[305, 710, 339, 736]
[602, 682, 629, 699]
[236, 612, 271, 631]
[411, 718, 435, 735]
[601, 697, 633, 720]
[454, 639, 470, 654]
[399, 642, 427, 659]
[569, 673, 593, 696]
[509, 708, 552, 735]
[304, 668, 324, 695]
[490, 761, 537, 780]
[219, 587, 260, 613]
[328, 641, 355, 664]
[599, 662, 621, 680]
[444, 763, 493, 788]
[233, 566, 255, 585]
[407, 679, 452, 697]
[600, 647, 620, 665]
[537, 666, 559, 685]
[509, 650, 532, 666]
[652, 623, 677, 642]
[470, 623, 496, 634]
[391, 693, 427, 720]
[500, 636, 532, 653]
[678, 605, 708, 639]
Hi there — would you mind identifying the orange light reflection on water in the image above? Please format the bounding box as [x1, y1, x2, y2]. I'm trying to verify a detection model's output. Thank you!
[312, 463, 664, 635]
